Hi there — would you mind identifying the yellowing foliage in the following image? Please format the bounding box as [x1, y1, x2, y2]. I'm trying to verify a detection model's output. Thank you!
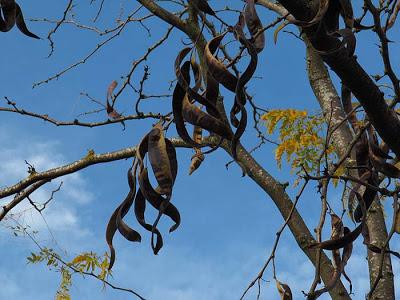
[28, 248, 111, 300]
[262, 109, 330, 173]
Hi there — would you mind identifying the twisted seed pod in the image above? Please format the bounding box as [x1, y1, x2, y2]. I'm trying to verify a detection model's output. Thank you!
[175, 48, 219, 117]
[182, 94, 232, 140]
[133, 188, 164, 254]
[106, 167, 141, 270]
[204, 34, 238, 92]
[230, 21, 258, 159]
[244, 0, 265, 52]
[15, 3, 39, 39]
[0, 0, 16, 32]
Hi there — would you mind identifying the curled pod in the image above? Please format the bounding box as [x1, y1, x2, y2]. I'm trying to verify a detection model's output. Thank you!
[0, 0, 16, 32]
[15, 3, 39, 39]
[106, 167, 141, 270]
[230, 23, 258, 158]
[175, 49, 219, 117]
[138, 167, 181, 233]
[133, 189, 164, 254]
[204, 33, 238, 92]
[182, 94, 232, 140]
[244, 0, 265, 52]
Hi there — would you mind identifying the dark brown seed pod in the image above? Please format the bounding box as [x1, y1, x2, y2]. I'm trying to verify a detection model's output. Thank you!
[138, 167, 181, 233]
[182, 94, 233, 140]
[148, 124, 173, 195]
[291, 0, 330, 28]
[190, 0, 215, 16]
[309, 224, 362, 250]
[244, 1, 265, 52]
[230, 23, 258, 159]
[204, 34, 238, 92]
[172, 77, 202, 147]
[115, 167, 140, 241]
[106, 167, 141, 270]
[133, 188, 164, 254]
[175, 49, 219, 117]
[0, 0, 16, 32]
[15, 3, 39, 39]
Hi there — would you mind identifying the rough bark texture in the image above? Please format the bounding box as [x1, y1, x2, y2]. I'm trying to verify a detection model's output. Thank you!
[366, 200, 395, 300]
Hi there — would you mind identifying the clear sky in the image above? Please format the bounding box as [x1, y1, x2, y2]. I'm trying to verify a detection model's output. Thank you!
[0, 1, 399, 300]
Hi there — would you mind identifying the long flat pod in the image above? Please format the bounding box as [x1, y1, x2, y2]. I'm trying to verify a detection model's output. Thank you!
[230, 24, 258, 158]
[182, 95, 233, 140]
[138, 167, 181, 232]
[0, 0, 16, 32]
[147, 124, 174, 195]
[116, 166, 141, 242]
[204, 34, 238, 92]
[175, 49, 219, 116]
[15, 4, 39, 39]
[243, 0, 265, 52]
[133, 189, 164, 254]
[106, 168, 141, 270]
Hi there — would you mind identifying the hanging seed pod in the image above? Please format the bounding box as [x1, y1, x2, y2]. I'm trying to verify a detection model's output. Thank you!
[0, 0, 16, 32]
[106, 167, 141, 270]
[175, 48, 219, 117]
[342, 226, 353, 293]
[182, 94, 232, 140]
[15, 3, 39, 39]
[230, 20, 258, 159]
[244, 0, 265, 52]
[138, 168, 181, 233]
[148, 124, 174, 195]
[190, 0, 215, 16]
[204, 34, 238, 92]
[311, 214, 344, 299]
[310, 223, 362, 250]
[291, 0, 330, 27]
[133, 188, 164, 254]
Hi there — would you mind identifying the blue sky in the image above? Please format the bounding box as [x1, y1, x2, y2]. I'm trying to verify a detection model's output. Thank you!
[0, 1, 399, 300]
